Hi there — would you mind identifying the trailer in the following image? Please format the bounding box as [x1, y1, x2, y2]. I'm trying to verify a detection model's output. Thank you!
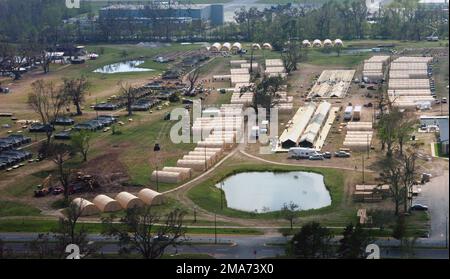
[344, 106, 353, 121]
[353, 106, 362, 121]
[288, 147, 319, 159]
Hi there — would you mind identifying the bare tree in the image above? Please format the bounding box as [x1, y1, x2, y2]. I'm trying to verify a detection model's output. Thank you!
[46, 142, 72, 204]
[121, 83, 136, 117]
[53, 202, 98, 259]
[187, 68, 200, 96]
[378, 156, 406, 216]
[400, 149, 418, 213]
[28, 80, 67, 144]
[63, 77, 89, 116]
[281, 202, 300, 230]
[102, 206, 186, 259]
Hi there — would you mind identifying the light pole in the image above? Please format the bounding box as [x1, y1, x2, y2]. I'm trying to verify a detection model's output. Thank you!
[367, 133, 370, 159]
[193, 206, 197, 223]
[220, 182, 224, 211]
[362, 155, 365, 184]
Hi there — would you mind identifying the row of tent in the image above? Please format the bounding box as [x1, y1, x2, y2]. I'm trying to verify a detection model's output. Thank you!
[71, 189, 164, 216]
[302, 39, 343, 48]
[343, 122, 373, 152]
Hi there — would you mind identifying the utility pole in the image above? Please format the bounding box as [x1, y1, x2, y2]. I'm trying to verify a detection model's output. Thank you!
[367, 133, 370, 159]
[193, 206, 197, 223]
[362, 155, 365, 184]
[214, 213, 217, 244]
[220, 182, 224, 210]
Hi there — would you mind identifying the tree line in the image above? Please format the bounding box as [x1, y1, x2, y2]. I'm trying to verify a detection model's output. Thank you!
[0, 0, 447, 45]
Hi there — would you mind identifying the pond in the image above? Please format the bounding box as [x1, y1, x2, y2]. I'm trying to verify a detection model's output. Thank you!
[216, 171, 331, 213]
[93, 60, 154, 74]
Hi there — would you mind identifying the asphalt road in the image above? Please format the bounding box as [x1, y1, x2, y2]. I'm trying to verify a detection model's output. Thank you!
[1, 233, 448, 259]
[413, 169, 449, 245]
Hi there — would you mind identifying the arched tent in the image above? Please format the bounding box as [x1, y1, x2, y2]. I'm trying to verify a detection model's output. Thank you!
[115, 192, 144, 209]
[252, 43, 261, 50]
[334, 39, 343, 47]
[312, 39, 323, 48]
[323, 39, 333, 47]
[93, 194, 122, 212]
[151, 171, 183, 183]
[210, 42, 222, 52]
[302, 40, 311, 48]
[72, 198, 100, 216]
[231, 42, 242, 52]
[221, 42, 231, 51]
[262, 43, 273, 50]
[138, 188, 164, 206]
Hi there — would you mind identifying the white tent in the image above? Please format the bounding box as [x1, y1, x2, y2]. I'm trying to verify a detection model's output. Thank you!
[312, 39, 322, 47]
[138, 188, 164, 206]
[72, 198, 100, 216]
[93, 195, 122, 213]
[115, 192, 144, 209]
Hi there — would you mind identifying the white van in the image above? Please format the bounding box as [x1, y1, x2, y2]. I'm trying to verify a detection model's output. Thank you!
[288, 147, 319, 159]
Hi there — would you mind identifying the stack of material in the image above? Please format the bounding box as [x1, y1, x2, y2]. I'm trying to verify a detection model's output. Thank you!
[138, 188, 164, 205]
[355, 184, 390, 193]
[279, 104, 317, 148]
[93, 195, 122, 213]
[390, 63, 428, 70]
[230, 68, 249, 75]
[151, 171, 184, 184]
[115, 192, 144, 209]
[230, 60, 247, 67]
[298, 102, 332, 148]
[388, 79, 430, 89]
[265, 59, 283, 67]
[308, 70, 355, 99]
[231, 91, 254, 105]
[162, 167, 192, 180]
[362, 56, 390, 83]
[72, 198, 100, 216]
[343, 131, 373, 151]
[389, 69, 429, 79]
[240, 62, 259, 69]
[388, 56, 433, 108]
[213, 75, 231, 81]
[231, 74, 251, 85]
[346, 122, 373, 131]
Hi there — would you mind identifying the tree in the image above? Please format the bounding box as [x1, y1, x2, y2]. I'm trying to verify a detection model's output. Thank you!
[53, 202, 98, 259]
[392, 215, 406, 240]
[28, 80, 67, 144]
[46, 142, 72, 204]
[71, 130, 92, 162]
[337, 223, 371, 259]
[187, 68, 200, 96]
[281, 41, 304, 74]
[121, 83, 136, 117]
[377, 107, 402, 157]
[102, 206, 186, 259]
[378, 156, 406, 216]
[281, 202, 299, 230]
[63, 77, 89, 116]
[27, 233, 55, 259]
[400, 149, 418, 212]
[253, 75, 283, 115]
[396, 116, 417, 155]
[290, 222, 334, 259]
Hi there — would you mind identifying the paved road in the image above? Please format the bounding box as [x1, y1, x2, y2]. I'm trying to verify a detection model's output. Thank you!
[2, 233, 448, 259]
[413, 169, 449, 245]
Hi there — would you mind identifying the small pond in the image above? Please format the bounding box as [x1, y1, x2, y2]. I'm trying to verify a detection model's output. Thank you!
[93, 60, 154, 74]
[216, 171, 331, 213]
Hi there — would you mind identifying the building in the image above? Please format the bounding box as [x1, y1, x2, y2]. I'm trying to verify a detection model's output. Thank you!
[99, 3, 224, 26]
[419, 0, 449, 10]
[420, 115, 449, 155]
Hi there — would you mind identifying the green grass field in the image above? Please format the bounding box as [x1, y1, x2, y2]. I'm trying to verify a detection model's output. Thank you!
[0, 201, 41, 217]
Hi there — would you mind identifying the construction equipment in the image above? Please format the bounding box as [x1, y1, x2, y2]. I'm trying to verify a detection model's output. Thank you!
[34, 175, 52, 197]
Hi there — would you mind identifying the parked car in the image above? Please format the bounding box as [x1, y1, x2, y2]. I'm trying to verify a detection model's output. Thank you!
[442, 97, 447, 104]
[309, 154, 324, 160]
[335, 151, 351, 158]
[410, 204, 428, 211]
[323, 152, 332, 159]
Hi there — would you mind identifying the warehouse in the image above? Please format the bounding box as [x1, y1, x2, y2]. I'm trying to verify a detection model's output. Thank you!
[72, 198, 100, 216]
[151, 170, 184, 183]
[279, 104, 317, 149]
[115, 192, 144, 209]
[138, 188, 164, 205]
[93, 195, 122, 212]
[298, 102, 331, 148]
